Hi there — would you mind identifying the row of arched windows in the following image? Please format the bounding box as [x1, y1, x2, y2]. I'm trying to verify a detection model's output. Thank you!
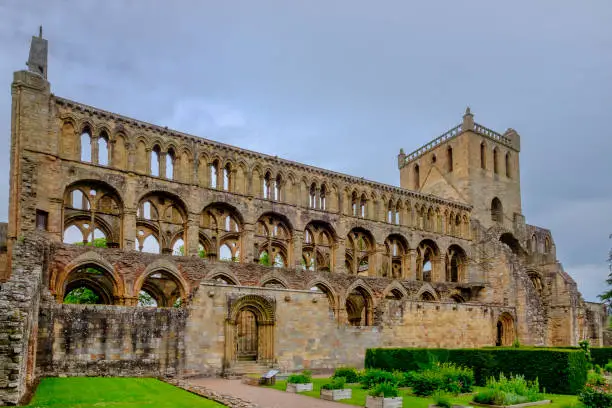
[61, 181, 468, 282]
[481, 142, 512, 178]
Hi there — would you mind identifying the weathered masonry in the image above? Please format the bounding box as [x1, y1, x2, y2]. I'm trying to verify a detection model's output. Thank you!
[0, 30, 608, 405]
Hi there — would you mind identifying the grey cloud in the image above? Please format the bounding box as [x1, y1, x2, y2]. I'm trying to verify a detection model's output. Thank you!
[0, 0, 611, 300]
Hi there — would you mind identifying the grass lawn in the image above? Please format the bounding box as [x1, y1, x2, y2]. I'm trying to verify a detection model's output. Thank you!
[26, 377, 225, 408]
[266, 378, 583, 408]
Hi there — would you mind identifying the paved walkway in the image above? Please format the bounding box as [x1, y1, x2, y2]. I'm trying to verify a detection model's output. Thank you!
[188, 378, 347, 408]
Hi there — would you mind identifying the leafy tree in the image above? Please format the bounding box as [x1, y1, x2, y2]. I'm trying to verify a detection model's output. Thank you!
[138, 290, 157, 307]
[75, 237, 108, 248]
[259, 251, 271, 266]
[64, 287, 100, 304]
[598, 235, 612, 312]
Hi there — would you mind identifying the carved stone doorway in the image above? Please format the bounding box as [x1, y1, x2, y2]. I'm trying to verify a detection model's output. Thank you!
[236, 309, 258, 361]
[224, 294, 276, 369]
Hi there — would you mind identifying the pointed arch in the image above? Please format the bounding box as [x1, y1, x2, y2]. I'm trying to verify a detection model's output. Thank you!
[382, 281, 408, 300]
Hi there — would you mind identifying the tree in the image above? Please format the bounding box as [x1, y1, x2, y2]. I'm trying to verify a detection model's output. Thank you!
[75, 237, 108, 248]
[259, 251, 271, 266]
[64, 287, 100, 304]
[598, 235, 612, 313]
[138, 290, 157, 307]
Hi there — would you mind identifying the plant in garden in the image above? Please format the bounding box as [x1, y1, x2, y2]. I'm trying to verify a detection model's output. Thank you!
[409, 362, 474, 396]
[578, 371, 612, 408]
[368, 382, 399, 398]
[332, 367, 360, 383]
[604, 360, 612, 373]
[360, 369, 398, 389]
[287, 370, 312, 384]
[321, 377, 346, 390]
[432, 390, 452, 408]
[473, 373, 541, 406]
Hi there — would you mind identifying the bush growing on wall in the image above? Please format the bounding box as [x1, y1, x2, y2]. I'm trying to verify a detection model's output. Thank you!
[365, 347, 588, 395]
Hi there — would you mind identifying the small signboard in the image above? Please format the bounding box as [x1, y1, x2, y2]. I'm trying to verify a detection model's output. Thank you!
[262, 369, 279, 379]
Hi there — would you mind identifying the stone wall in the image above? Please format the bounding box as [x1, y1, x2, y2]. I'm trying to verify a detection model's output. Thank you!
[0, 235, 46, 406]
[183, 283, 514, 376]
[37, 304, 186, 378]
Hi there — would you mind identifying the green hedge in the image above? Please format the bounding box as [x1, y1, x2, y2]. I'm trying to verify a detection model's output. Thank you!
[365, 348, 588, 395]
[591, 348, 612, 367]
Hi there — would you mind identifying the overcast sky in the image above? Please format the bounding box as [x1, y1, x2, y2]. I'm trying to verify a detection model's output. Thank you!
[1, 1, 611, 301]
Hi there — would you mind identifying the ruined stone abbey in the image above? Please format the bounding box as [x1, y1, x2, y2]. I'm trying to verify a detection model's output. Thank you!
[0, 31, 607, 405]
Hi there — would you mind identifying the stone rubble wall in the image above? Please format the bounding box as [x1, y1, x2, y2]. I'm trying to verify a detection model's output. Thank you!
[36, 304, 186, 378]
[0, 235, 46, 406]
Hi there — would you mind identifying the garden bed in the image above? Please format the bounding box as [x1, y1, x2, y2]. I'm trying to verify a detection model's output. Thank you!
[471, 401, 551, 408]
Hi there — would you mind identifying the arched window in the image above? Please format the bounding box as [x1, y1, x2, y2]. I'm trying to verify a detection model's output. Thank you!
[309, 183, 317, 209]
[319, 184, 326, 210]
[172, 238, 185, 256]
[480, 142, 486, 169]
[346, 286, 373, 326]
[166, 148, 175, 180]
[360, 194, 367, 218]
[447, 147, 453, 172]
[223, 164, 231, 191]
[351, 192, 358, 216]
[491, 197, 503, 223]
[80, 129, 92, 162]
[151, 145, 161, 177]
[416, 240, 439, 282]
[387, 201, 393, 223]
[446, 245, 466, 283]
[263, 172, 272, 199]
[395, 202, 401, 225]
[493, 148, 499, 174]
[346, 228, 374, 276]
[255, 213, 291, 268]
[544, 237, 551, 254]
[210, 161, 218, 188]
[505, 153, 511, 178]
[98, 132, 109, 166]
[302, 221, 335, 272]
[414, 164, 420, 189]
[274, 175, 282, 201]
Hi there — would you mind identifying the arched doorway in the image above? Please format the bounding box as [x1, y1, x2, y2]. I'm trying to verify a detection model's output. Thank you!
[236, 309, 258, 361]
[225, 295, 276, 368]
[496, 313, 515, 346]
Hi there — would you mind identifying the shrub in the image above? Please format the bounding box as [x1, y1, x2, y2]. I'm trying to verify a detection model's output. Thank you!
[333, 367, 360, 383]
[321, 377, 346, 390]
[604, 360, 612, 373]
[360, 369, 398, 390]
[578, 373, 612, 408]
[408, 362, 474, 397]
[432, 390, 452, 408]
[287, 370, 312, 384]
[473, 373, 541, 406]
[396, 370, 418, 388]
[590, 348, 612, 367]
[368, 382, 399, 398]
[365, 347, 588, 394]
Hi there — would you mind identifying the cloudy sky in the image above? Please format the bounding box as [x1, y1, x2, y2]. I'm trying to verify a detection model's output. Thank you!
[0, 1, 610, 301]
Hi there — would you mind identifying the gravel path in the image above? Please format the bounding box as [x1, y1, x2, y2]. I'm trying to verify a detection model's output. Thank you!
[188, 378, 348, 408]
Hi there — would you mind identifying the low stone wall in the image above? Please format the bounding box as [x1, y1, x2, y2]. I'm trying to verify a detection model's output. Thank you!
[36, 304, 186, 378]
[0, 235, 46, 406]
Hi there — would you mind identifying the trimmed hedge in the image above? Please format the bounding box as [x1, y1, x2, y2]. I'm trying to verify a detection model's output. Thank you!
[365, 347, 588, 395]
[590, 348, 612, 367]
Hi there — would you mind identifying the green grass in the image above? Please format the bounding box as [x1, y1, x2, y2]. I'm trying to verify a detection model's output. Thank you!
[26, 377, 225, 408]
[266, 378, 583, 408]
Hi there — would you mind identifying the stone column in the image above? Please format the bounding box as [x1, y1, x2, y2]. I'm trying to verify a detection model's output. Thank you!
[407, 249, 417, 280]
[216, 163, 223, 190]
[91, 136, 99, 164]
[159, 152, 167, 179]
[292, 230, 303, 269]
[123, 208, 137, 251]
[224, 321, 236, 369]
[144, 147, 152, 174]
[433, 253, 444, 282]
[186, 212, 200, 256]
[334, 239, 346, 273]
[370, 244, 385, 277]
[243, 224, 256, 263]
[127, 143, 136, 172]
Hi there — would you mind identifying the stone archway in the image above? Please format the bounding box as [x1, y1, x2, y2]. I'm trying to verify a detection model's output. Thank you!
[496, 312, 515, 346]
[224, 295, 276, 368]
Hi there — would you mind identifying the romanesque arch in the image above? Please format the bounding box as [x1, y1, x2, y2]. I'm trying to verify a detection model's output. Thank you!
[496, 312, 516, 346]
[306, 278, 338, 315]
[63, 180, 123, 247]
[346, 227, 375, 276]
[200, 202, 243, 261]
[445, 244, 467, 283]
[225, 295, 276, 365]
[136, 191, 188, 254]
[255, 212, 293, 267]
[345, 282, 374, 326]
[55, 260, 122, 305]
[133, 261, 188, 307]
[302, 221, 336, 272]
[416, 239, 439, 282]
[383, 234, 409, 279]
